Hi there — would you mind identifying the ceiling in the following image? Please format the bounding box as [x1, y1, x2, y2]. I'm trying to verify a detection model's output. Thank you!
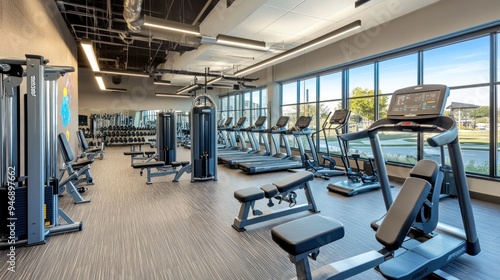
[56, 0, 438, 90]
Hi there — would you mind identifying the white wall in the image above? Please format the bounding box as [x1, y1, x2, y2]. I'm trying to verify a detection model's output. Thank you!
[0, 0, 79, 148]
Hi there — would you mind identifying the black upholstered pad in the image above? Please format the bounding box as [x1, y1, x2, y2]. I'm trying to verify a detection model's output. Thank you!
[132, 161, 166, 169]
[272, 215, 344, 256]
[234, 187, 265, 202]
[144, 151, 156, 156]
[375, 177, 431, 251]
[171, 161, 181, 167]
[260, 184, 278, 198]
[87, 147, 102, 153]
[72, 159, 94, 169]
[124, 151, 144, 156]
[180, 161, 190, 166]
[273, 171, 313, 193]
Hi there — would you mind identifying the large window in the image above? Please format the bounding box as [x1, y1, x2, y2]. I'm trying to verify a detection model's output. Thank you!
[278, 29, 500, 178]
[424, 36, 490, 86]
[219, 88, 269, 129]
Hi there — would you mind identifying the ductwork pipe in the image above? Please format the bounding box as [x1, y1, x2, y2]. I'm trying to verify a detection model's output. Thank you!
[123, 0, 143, 32]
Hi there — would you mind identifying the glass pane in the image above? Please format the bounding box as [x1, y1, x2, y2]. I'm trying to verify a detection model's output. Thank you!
[228, 96, 235, 110]
[282, 82, 298, 105]
[252, 91, 260, 109]
[497, 33, 500, 82]
[281, 105, 297, 130]
[235, 94, 241, 111]
[378, 94, 392, 119]
[244, 92, 251, 109]
[320, 72, 342, 101]
[425, 86, 490, 174]
[300, 77, 317, 103]
[220, 96, 228, 111]
[348, 95, 375, 131]
[380, 132, 418, 164]
[261, 89, 268, 108]
[498, 85, 500, 175]
[379, 53, 418, 94]
[349, 64, 374, 97]
[424, 36, 489, 86]
[319, 101, 342, 154]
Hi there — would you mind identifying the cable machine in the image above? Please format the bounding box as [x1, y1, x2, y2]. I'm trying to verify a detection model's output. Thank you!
[190, 95, 218, 182]
[0, 55, 82, 247]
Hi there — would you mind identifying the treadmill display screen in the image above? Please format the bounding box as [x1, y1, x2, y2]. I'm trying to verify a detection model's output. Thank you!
[276, 116, 290, 127]
[224, 117, 233, 126]
[236, 117, 246, 126]
[254, 116, 267, 126]
[330, 109, 350, 124]
[296, 116, 312, 129]
[387, 85, 449, 119]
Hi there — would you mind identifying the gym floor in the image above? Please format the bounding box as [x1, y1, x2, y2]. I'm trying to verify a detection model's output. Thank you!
[1, 146, 499, 280]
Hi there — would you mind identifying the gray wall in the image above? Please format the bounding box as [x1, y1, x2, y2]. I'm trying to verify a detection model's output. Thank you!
[0, 0, 79, 149]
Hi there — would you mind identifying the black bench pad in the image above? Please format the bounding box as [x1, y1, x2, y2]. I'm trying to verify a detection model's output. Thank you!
[273, 171, 314, 193]
[133, 161, 165, 169]
[87, 147, 102, 153]
[144, 151, 156, 156]
[260, 184, 278, 198]
[271, 215, 344, 256]
[124, 151, 144, 156]
[234, 187, 265, 202]
[72, 159, 94, 169]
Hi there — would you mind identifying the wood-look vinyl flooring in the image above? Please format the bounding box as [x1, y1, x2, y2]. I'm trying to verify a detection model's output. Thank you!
[1, 146, 499, 280]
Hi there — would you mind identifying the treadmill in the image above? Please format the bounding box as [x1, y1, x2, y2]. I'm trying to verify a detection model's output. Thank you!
[218, 117, 249, 155]
[218, 116, 269, 165]
[238, 116, 313, 174]
[226, 116, 291, 168]
[217, 118, 234, 149]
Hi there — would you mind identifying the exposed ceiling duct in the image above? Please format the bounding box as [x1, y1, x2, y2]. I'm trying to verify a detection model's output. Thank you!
[123, 0, 143, 32]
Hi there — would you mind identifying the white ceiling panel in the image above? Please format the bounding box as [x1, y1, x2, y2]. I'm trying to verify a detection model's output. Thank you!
[265, 11, 323, 35]
[228, 5, 289, 38]
[263, 0, 305, 11]
[293, 0, 353, 19]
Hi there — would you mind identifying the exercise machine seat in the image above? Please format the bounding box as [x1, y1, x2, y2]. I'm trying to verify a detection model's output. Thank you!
[375, 177, 431, 251]
[133, 161, 166, 169]
[272, 215, 344, 256]
[72, 159, 94, 169]
[144, 151, 156, 156]
[273, 171, 313, 193]
[261, 184, 278, 198]
[124, 151, 144, 156]
[234, 187, 265, 202]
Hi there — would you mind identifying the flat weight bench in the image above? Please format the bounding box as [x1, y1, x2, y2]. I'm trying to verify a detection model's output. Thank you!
[232, 171, 319, 232]
[272, 215, 345, 279]
[133, 160, 191, 184]
[124, 151, 156, 166]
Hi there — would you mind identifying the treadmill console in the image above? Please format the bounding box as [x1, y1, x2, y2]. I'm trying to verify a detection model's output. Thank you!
[296, 116, 312, 129]
[224, 117, 233, 126]
[387, 84, 449, 120]
[330, 109, 350, 125]
[234, 117, 246, 127]
[276, 116, 290, 128]
[254, 116, 267, 127]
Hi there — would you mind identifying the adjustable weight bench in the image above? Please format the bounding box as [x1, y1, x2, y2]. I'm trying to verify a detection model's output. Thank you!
[124, 150, 156, 166]
[271, 171, 432, 279]
[58, 133, 92, 204]
[132, 160, 191, 184]
[76, 130, 104, 160]
[232, 171, 319, 232]
[128, 142, 146, 151]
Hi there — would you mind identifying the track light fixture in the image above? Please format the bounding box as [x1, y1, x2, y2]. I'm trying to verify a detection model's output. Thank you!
[216, 34, 268, 51]
[176, 84, 199, 95]
[156, 93, 191, 98]
[81, 39, 100, 72]
[95, 74, 106, 90]
[234, 20, 362, 76]
[144, 15, 201, 36]
[99, 70, 149, 77]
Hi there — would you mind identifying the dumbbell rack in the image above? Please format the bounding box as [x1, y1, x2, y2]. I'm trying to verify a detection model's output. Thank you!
[97, 126, 156, 146]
